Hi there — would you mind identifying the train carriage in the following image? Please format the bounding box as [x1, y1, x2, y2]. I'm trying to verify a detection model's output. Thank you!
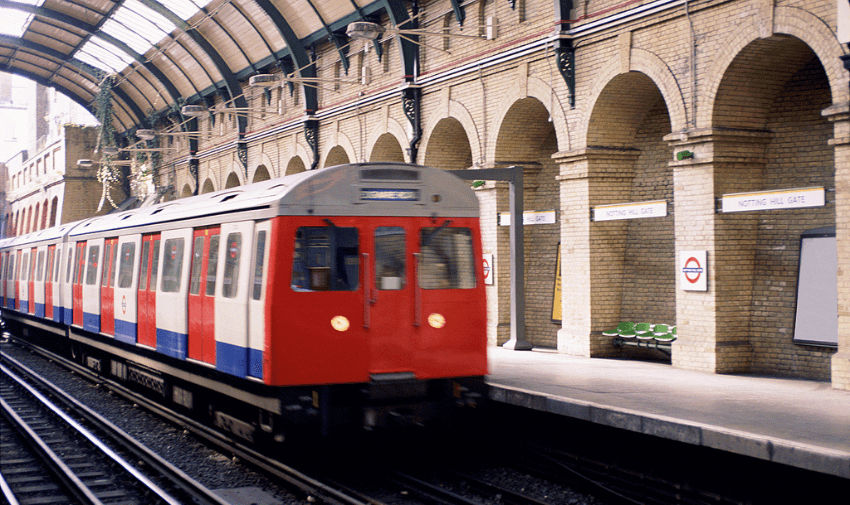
[0, 163, 488, 439]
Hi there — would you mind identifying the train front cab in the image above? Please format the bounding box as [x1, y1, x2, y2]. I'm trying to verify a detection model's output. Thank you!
[265, 218, 487, 429]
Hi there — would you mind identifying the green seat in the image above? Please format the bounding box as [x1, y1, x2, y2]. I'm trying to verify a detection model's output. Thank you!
[655, 325, 677, 343]
[635, 322, 653, 340]
[652, 324, 669, 336]
[603, 321, 633, 337]
[618, 322, 637, 339]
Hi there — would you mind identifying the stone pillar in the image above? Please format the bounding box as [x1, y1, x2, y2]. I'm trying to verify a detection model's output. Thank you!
[555, 147, 639, 357]
[475, 177, 511, 346]
[826, 102, 850, 390]
[667, 128, 772, 373]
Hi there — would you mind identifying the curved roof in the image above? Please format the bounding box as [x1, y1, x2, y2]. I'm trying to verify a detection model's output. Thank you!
[0, 0, 406, 134]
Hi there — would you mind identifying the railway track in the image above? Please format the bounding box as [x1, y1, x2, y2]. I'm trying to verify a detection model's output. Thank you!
[0, 359, 231, 505]
[0, 336, 369, 505]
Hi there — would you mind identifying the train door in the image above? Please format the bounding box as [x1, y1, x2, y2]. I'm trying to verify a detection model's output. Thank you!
[51, 244, 63, 322]
[188, 226, 220, 365]
[413, 220, 486, 378]
[114, 235, 141, 344]
[19, 250, 29, 313]
[72, 241, 86, 327]
[6, 252, 17, 310]
[214, 221, 254, 377]
[33, 246, 46, 317]
[45, 245, 55, 319]
[100, 238, 118, 335]
[155, 228, 191, 359]
[0, 252, 6, 309]
[26, 248, 36, 314]
[365, 222, 416, 374]
[137, 233, 160, 348]
[14, 250, 22, 311]
[82, 238, 104, 332]
[247, 221, 271, 379]
[63, 244, 76, 324]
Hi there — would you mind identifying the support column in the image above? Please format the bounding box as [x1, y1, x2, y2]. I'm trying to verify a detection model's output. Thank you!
[555, 147, 639, 357]
[827, 101, 850, 389]
[667, 128, 772, 373]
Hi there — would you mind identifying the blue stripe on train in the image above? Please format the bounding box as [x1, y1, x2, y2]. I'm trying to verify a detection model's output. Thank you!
[215, 342, 264, 380]
[53, 306, 62, 323]
[34, 303, 45, 318]
[114, 319, 137, 345]
[83, 312, 100, 333]
[156, 328, 187, 360]
[63, 307, 73, 325]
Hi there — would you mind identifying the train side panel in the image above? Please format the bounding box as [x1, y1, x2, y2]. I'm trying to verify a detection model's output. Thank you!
[214, 221, 254, 378]
[33, 246, 46, 317]
[114, 234, 142, 344]
[248, 220, 271, 379]
[81, 238, 104, 332]
[155, 228, 192, 359]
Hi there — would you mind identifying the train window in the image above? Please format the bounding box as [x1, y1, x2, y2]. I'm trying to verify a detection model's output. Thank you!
[206, 235, 220, 296]
[161, 238, 184, 293]
[46, 249, 54, 283]
[138, 243, 149, 291]
[109, 245, 117, 288]
[7, 255, 14, 283]
[21, 253, 28, 281]
[150, 240, 161, 291]
[291, 226, 359, 291]
[118, 243, 135, 289]
[190, 236, 204, 295]
[36, 251, 45, 282]
[85, 245, 100, 285]
[101, 243, 112, 287]
[252, 230, 266, 301]
[375, 227, 405, 290]
[54, 249, 61, 282]
[222, 233, 241, 298]
[419, 227, 476, 289]
[68, 248, 76, 283]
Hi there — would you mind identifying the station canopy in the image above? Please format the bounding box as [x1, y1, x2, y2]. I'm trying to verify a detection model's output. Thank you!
[0, 0, 407, 134]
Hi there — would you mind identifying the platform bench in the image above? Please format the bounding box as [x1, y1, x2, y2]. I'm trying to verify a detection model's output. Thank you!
[605, 322, 676, 355]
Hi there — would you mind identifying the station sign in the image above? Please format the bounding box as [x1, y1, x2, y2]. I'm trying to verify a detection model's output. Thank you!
[482, 254, 494, 285]
[721, 187, 824, 213]
[592, 200, 667, 221]
[680, 250, 707, 291]
[498, 210, 557, 226]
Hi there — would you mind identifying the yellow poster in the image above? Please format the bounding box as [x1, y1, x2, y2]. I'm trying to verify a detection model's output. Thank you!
[551, 243, 562, 322]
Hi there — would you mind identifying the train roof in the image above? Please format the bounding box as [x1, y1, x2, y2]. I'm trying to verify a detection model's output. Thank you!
[4, 163, 479, 245]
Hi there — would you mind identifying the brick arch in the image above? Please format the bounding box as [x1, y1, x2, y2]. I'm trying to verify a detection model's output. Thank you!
[366, 117, 408, 163]
[285, 156, 307, 175]
[320, 131, 355, 168]
[492, 96, 556, 163]
[284, 143, 312, 173]
[581, 56, 681, 146]
[252, 165, 271, 183]
[487, 78, 569, 161]
[700, 9, 847, 127]
[224, 163, 242, 188]
[181, 184, 193, 198]
[421, 116, 474, 170]
[200, 178, 216, 194]
[323, 145, 351, 168]
[251, 152, 275, 179]
[420, 100, 482, 167]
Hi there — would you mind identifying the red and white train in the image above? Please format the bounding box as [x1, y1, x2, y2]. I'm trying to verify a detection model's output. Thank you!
[0, 162, 488, 439]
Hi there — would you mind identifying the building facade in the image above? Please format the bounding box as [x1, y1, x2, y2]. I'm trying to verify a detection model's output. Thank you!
[36, 0, 850, 388]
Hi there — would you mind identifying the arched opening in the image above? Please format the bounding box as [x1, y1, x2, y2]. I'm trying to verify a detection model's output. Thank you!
[712, 36, 834, 379]
[253, 165, 271, 183]
[286, 157, 306, 175]
[225, 172, 241, 189]
[49, 197, 58, 227]
[369, 133, 405, 162]
[181, 184, 193, 198]
[201, 179, 215, 194]
[491, 97, 561, 348]
[324, 146, 350, 168]
[423, 118, 473, 170]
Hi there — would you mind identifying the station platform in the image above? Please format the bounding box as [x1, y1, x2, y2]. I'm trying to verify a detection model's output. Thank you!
[485, 347, 850, 480]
